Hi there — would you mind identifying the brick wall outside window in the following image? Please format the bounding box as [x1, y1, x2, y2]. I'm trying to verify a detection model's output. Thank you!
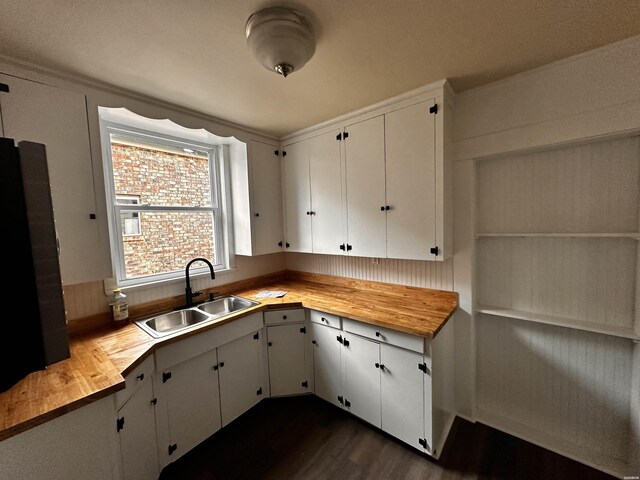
[111, 143, 215, 278]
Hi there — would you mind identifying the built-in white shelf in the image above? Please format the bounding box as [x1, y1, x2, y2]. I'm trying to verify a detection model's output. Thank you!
[476, 305, 640, 341]
[475, 232, 640, 239]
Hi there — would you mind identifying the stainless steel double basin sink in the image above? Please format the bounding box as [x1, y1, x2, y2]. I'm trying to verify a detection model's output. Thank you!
[135, 295, 260, 338]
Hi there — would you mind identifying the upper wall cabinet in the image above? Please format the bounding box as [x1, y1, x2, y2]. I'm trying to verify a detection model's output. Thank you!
[0, 74, 111, 284]
[385, 101, 437, 260]
[282, 140, 312, 252]
[282, 80, 454, 261]
[343, 116, 386, 258]
[282, 130, 343, 254]
[232, 139, 284, 256]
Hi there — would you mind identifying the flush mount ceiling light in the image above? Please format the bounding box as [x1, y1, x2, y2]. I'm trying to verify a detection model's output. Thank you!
[245, 6, 315, 78]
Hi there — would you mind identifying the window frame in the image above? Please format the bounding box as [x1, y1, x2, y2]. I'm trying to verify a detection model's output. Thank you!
[100, 120, 231, 288]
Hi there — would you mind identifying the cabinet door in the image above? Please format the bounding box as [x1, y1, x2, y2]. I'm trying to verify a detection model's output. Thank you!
[385, 101, 436, 260]
[283, 140, 312, 252]
[380, 343, 425, 450]
[344, 116, 386, 258]
[267, 324, 308, 396]
[217, 331, 263, 426]
[250, 140, 283, 255]
[309, 130, 343, 254]
[311, 322, 343, 407]
[0, 73, 109, 285]
[342, 334, 381, 427]
[161, 350, 221, 462]
[117, 379, 160, 480]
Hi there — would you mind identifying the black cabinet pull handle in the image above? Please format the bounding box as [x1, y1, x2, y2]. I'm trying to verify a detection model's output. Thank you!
[136, 373, 144, 381]
[150, 398, 158, 406]
[255, 213, 260, 217]
[375, 331, 381, 337]
[380, 364, 385, 371]
[385, 205, 390, 210]
[380, 206, 385, 211]
[321, 317, 326, 322]
[375, 362, 380, 368]
[306, 211, 311, 215]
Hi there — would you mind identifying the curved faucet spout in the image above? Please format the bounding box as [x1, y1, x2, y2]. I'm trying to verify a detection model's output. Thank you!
[185, 257, 216, 307]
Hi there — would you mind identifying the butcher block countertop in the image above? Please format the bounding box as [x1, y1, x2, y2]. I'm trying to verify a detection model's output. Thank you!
[0, 271, 457, 441]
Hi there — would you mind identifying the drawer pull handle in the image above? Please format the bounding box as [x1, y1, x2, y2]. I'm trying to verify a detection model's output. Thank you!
[375, 331, 381, 338]
[136, 373, 144, 381]
[321, 317, 326, 322]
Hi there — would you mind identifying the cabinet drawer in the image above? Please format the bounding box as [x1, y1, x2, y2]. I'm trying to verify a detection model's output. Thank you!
[264, 308, 305, 325]
[115, 354, 155, 410]
[343, 318, 424, 354]
[309, 310, 341, 330]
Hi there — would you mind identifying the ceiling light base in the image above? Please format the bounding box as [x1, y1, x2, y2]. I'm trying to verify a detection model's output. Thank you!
[246, 7, 315, 78]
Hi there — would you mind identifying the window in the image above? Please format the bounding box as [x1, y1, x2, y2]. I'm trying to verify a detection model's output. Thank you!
[116, 195, 141, 236]
[100, 112, 231, 287]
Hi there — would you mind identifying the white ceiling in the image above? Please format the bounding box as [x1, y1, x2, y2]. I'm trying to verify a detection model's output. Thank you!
[1, 1, 639, 137]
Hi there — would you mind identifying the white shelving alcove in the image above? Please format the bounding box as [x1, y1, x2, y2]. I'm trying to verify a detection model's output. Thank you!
[474, 134, 640, 477]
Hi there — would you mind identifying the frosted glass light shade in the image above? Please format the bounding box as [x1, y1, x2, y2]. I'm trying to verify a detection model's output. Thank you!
[245, 7, 315, 77]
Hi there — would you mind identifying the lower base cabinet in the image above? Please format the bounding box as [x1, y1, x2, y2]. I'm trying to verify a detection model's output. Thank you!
[342, 333, 382, 427]
[267, 323, 309, 396]
[265, 309, 310, 397]
[380, 343, 427, 451]
[157, 350, 222, 464]
[310, 321, 342, 407]
[117, 379, 160, 480]
[218, 331, 264, 426]
[314, 315, 455, 458]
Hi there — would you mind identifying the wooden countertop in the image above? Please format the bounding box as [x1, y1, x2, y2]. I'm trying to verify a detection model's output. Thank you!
[0, 271, 457, 441]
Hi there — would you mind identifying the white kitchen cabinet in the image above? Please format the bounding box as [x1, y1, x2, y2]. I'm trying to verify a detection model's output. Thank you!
[343, 116, 387, 258]
[283, 130, 343, 254]
[283, 140, 312, 252]
[308, 130, 343, 254]
[231, 139, 284, 256]
[117, 379, 160, 480]
[385, 101, 437, 260]
[250, 141, 284, 254]
[310, 321, 343, 408]
[281, 82, 453, 261]
[380, 343, 426, 451]
[157, 350, 222, 463]
[0, 73, 110, 284]
[341, 332, 382, 427]
[267, 323, 309, 396]
[218, 330, 263, 426]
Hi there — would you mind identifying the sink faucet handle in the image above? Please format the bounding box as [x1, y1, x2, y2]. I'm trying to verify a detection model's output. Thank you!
[208, 291, 221, 301]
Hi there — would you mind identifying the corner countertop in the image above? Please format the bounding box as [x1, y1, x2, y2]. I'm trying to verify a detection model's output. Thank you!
[0, 271, 457, 441]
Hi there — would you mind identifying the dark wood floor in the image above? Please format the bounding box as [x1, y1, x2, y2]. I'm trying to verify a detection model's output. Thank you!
[159, 395, 615, 480]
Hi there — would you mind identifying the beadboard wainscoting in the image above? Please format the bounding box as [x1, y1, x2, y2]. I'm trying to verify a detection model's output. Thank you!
[476, 314, 633, 474]
[285, 253, 455, 291]
[473, 134, 640, 476]
[64, 253, 286, 322]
